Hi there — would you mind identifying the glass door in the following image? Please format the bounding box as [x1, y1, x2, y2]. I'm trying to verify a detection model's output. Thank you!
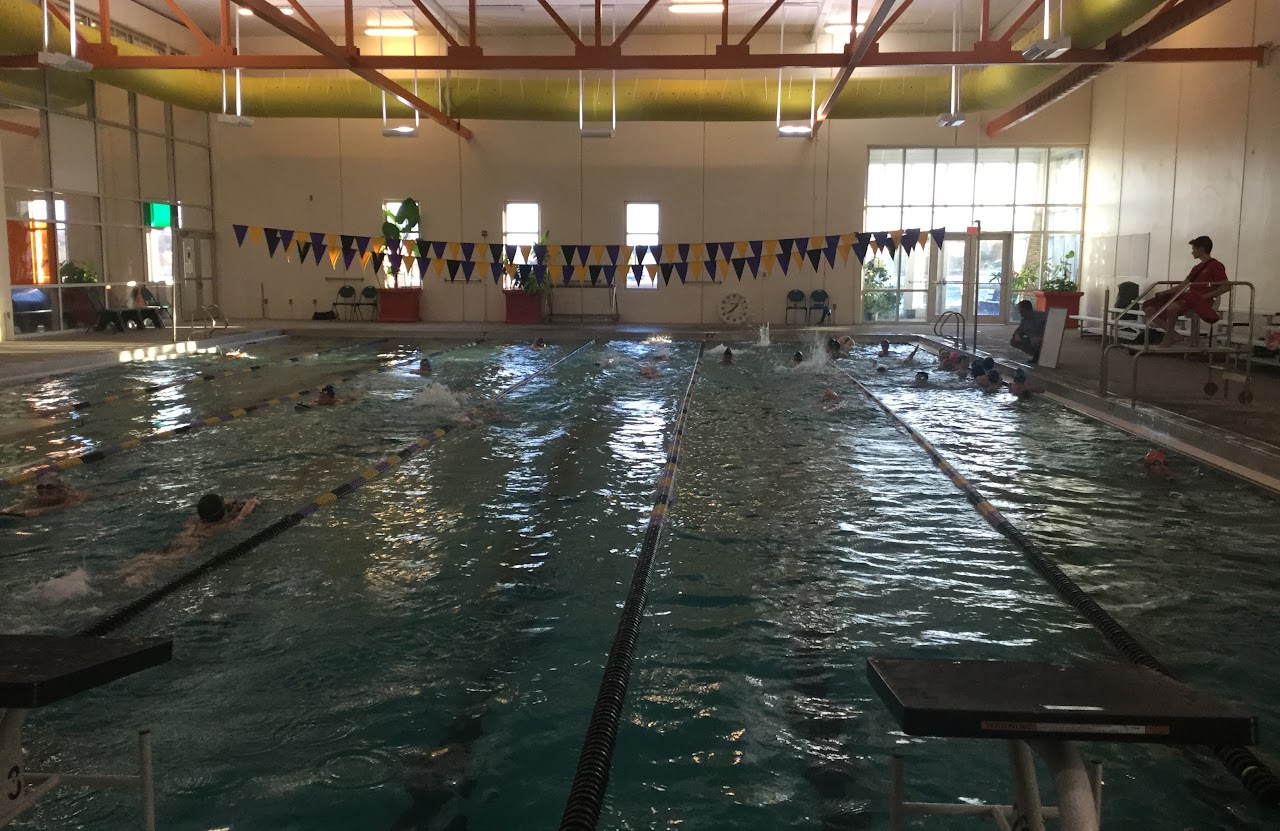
[176, 230, 216, 322]
[930, 232, 1013, 323]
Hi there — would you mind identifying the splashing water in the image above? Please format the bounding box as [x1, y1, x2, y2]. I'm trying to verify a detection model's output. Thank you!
[31, 567, 97, 602]
[756, 323, 771, 347]
[413, 383, 472, 422]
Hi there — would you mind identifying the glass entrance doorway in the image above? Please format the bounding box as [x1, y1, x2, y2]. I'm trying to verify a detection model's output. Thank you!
[176, 230, 216, 322]
[930, 232, 1013, 323]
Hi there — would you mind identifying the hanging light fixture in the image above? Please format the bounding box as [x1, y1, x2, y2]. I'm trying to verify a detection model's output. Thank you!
[937, 1, 965, 127]
[381, 30, 419, 137]
[776, 15, 814, 137]
[37, 0, 93, 71]
[218, 10, 254, 126]
[1023, 0, 1070, 60]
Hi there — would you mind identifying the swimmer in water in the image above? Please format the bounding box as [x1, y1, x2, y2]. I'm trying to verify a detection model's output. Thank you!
[314, 384, 337, 406]
[877, 339, 892, 358]
[876, 365, 888, 374]
[639, 364, 658, 379]
[0, 470, 84, 518]
[911, 370, 929, 388]
[827, 338, 843, 359]
[417, 358, 432, 376]
[788, 351, 804, 367]
[531, 338, 547, 351]
[721, 348, 735, 364]
[217, 348, 248, 362]
[1008, 368, 1045, 399]
[117, 493, 259, 586]
[903, 344, 921, 364]
[978, 368, 1003, 392]
[1143, 450, 1174, 480]
[938, 350, 965, 372]
[822, 387, 840, 403]
[837, 335, 855, 349]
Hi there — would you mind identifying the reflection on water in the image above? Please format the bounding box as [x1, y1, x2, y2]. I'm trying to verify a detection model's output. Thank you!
[0, 340, 1277, 830]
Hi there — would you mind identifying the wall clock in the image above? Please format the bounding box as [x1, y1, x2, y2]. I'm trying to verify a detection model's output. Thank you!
[719, 292, 749, 324]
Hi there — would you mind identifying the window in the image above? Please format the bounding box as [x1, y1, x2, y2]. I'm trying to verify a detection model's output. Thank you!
[502, 202, 540, 289]
[625, 202, 659, 289]
[861, 146, 1086, 321]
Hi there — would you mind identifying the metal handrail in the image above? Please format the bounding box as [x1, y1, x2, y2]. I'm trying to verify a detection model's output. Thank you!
[933, 311, 966, 351]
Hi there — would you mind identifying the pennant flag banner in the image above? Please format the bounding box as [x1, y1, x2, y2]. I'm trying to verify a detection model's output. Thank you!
[232, 225, 951, 288]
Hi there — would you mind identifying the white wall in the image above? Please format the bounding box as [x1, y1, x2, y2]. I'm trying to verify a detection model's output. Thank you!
[210, 88, 1091, 326]
[1082, 0, 1278, 313]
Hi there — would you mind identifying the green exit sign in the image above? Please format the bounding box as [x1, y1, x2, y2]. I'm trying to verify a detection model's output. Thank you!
[143, 202, 172, 228]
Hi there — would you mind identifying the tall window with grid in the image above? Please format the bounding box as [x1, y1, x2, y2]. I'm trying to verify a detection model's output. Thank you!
[862, 147, 1085, 322]
[502, 202, 541, 290]
[625, 202, 659, 289]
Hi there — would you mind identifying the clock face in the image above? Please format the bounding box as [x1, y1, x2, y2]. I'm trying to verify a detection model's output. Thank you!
[719, 292, 749, 324]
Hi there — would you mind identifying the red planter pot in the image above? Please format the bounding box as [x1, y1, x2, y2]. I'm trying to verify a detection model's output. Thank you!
[378, 287, 421, 323]
[1034, 290, 1084, 329]
[503, 289, 544, 324]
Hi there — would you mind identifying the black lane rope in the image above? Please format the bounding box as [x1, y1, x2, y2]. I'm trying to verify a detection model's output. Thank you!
[560, 342, 706, 831]
[78, 340, 590, 638]
[836, 367, 1280, 808]
[1, 340, 483, 491]
[34, 337, 389, 416]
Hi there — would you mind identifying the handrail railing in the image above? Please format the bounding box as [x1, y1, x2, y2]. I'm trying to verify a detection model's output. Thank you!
[933, 311, 966, 351]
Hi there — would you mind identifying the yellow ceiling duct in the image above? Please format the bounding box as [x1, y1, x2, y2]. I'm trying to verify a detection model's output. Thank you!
[0, 0, 1166, 121]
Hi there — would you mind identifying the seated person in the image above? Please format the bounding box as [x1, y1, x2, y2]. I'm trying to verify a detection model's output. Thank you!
[911, 371, 929, 388]
[720, 347, 735, 365]
[1143, 450, 1174, 480]
[877, 339, 892, 358]
[0, 470, 84, 517]
[1142, 236, 1230, 348]
[417, 358, 432, 375]
[788, 351, 804, 366]
[531, 338, 548, 351]
[117, 493, 259, 586]
[1011, 300, 1047, 363]
[1008, 368, 1045, 399]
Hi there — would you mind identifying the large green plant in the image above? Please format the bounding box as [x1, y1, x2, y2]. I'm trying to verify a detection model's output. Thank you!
[1042, 250, 1078, 292]
[58, 258, 97, 284]
[509, 229, 551, 296]
[862, 258, 896, 320]
[382, 198, 420, 287]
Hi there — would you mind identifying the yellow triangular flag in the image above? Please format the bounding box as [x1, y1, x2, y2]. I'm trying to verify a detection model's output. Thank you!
[590, 244, 605, 265]
[325, 234, 338, 248]
[360, 251, 371, 269]
[732, 242, 747, 258]
[809, 236, 824, 249]
[689, 243, 705, 262]
[370, 237, 385, 254]
[576, 266, 586, 284]
[446, 242, 461, 260]
[432, 258, 446, 276]
[645, 263, 658, 280]
[505, 263, 517, 276]
[890, 230, 903, 247]
[662, 244, 678, 264]
[763, 239, 778, 255]
[838, 243, 852, 265]
[328, 248, 341, 268]
[762, 253, 776, 273]
[791, 252, 803, 268]
[840, 233, 855, 246]
[404, 255, 415, 273]
[249, 226, 263, 243]
[619, 246, 633, 265]
[519, 245, 532, 263]
[869, 240, 880, 253]
[919, 231, 930, 247]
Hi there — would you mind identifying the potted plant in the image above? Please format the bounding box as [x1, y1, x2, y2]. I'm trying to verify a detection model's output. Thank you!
[503, 230, 550, 325]
[861, 259, 896, 321]
[378, 198, 422, 323]
[1032, 251, 1083, 328]
[58, 258, 103, 329]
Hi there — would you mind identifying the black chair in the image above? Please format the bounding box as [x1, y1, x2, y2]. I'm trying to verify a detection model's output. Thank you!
[810, 289, 831, 325]
[332, 285, 359, 320]
[785, 289, 808, 325]
[128, 285, 169, 328]
[357, 285, 379, 320]
[84, 287, 144, 333]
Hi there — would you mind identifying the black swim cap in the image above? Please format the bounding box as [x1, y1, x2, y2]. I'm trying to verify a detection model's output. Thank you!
[876, 366, 888, 373]
[197, 493, 226, 523]
[983, 357, 995, 370]
[793, 351, 803, 362]
[987, 369, 1001, 383]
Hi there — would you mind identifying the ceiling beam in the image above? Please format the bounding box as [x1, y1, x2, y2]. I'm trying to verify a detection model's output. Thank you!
[613, 0, 660, 47]
[986, 0, 1247, 135]
[533, 0, 585, 49]
[408, 0, 460, 48]
[281, 0, 326, 39]
[991, 0, 1042, 43]
[158, 0, 217, 51]
[812, 0, 897, 134]
[234, 0, 471, 138]
[0, 45, 1259, 70]
[739, 0, 786, 46]
[874, 0, 913, 39]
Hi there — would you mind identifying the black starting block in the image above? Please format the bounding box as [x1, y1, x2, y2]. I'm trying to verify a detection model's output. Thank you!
[867, 657, 1258, 831]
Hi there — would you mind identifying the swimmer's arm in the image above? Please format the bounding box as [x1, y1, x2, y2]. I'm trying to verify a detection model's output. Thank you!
[0, 501, 31, 517]
[227, 497, 260, 527]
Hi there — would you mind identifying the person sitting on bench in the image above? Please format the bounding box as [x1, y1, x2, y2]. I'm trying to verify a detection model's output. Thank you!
[1142, 235, 1229, 348]
[1011, 300, 1046, 363]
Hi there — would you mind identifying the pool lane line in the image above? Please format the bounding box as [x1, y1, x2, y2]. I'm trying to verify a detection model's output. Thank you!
[560, 341, 706, 831]
[77, 340, 591, 638]
[33, 337, 390, 416]
[835, 368, 1280, 808]
[0, 340, 484, 491]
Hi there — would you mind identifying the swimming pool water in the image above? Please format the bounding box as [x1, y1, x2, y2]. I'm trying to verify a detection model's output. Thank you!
[3, 336, 1279, 830]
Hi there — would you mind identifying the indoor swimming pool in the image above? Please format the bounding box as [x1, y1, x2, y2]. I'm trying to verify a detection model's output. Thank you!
[2, 335, 1279, 830]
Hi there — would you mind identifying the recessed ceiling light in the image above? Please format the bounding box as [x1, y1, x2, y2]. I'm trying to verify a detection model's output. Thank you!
[669, 3, 723, 13]
[237, 7, 252, 15]
[364, 26, 417, 36]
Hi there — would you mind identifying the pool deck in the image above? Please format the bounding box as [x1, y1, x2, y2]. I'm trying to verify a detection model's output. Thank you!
[3, 317, 1278, 492]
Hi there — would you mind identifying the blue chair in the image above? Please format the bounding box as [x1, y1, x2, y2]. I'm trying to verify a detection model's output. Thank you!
[785, 289, 808, 325]
[810, 289, 831, 325]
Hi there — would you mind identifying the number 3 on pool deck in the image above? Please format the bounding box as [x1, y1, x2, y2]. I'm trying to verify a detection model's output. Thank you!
[6, 764, 20, 800]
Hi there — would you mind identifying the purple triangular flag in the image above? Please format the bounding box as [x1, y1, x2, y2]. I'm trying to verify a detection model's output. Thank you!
[264, 228, 281, 257]
[605, 245, 621, 265]
[675, 262, 689, 283]
[460, 242, 475, 262]
[490, 262, 503, 284]
[431, 241, 447, 259]
[233, 224, 248, 246]
[461, 261, 476, 282]
[446, 259, 461, 281]
[313, 240, 327, 265]
[931, 228, 946, 249]
[279, 229, 295, 250]
[677, 243, 691, 262]
[343, 248, 357, 269]
[631, 264, 643, 284]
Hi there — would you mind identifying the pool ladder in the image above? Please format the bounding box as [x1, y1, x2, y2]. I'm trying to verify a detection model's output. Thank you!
[934, 311, 965, 351]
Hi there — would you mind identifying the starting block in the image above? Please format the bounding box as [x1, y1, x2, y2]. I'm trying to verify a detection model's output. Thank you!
[868, 657, 1257, 831]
